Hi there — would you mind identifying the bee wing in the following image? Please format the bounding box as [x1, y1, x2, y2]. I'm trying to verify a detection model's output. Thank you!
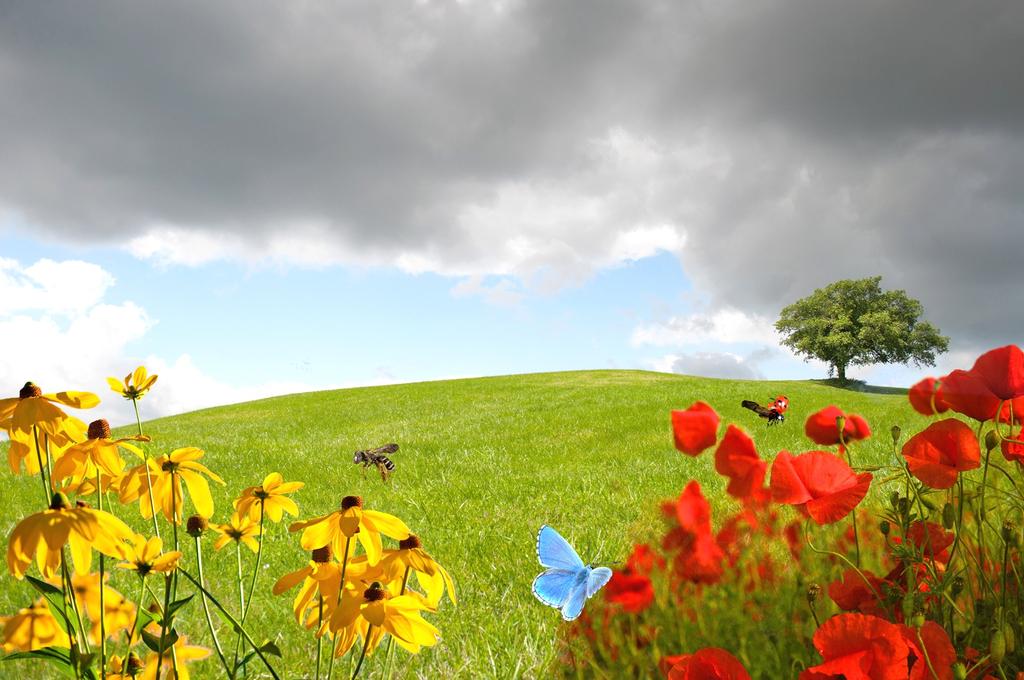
[741, 400, 772, 418]
[370, 443, 399, 455]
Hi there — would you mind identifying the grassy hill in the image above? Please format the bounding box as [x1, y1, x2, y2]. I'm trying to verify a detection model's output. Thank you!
[0, 370, 924, 679]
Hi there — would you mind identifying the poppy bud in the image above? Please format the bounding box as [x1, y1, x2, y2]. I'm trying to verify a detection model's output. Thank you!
[186, 515, 208, 538]
[901, 591, 916, 621]
[1002, 521, 1018, 546]
[951, 663, 967, 680]
[890, 492, 901, 509]
[919, 495, 938, 511]
[806, 583, 821, 604]
[1005, 622, 1016, 654]
[985, 429, 1000, 452]
[910, 612, 925, 629]
[891, 425, 902, 446]
[835, 415, 846, 439]
[951, 575, 965, 597]
[879, 520, 890, 536]
[942, 502, 956, 529]
[991, 628, 1006, 663]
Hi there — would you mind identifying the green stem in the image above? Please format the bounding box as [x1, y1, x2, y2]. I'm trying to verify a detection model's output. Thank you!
[96, 472, 107, 680]
[327, 537, 353, 680]
[156, 573, 173, 678]
[977, 415, 995, 575]
[315, 595, 324, 680]
[351, 626, 374, 680]
[193, 536, 231, 677]
[126, 576, 146, 653]
[233, 502, 265, 674]
[133, 398, 161, 540]
[382, 567, 411, 680]
[32, 425, 50, 504]
[177, 568, 282, 680]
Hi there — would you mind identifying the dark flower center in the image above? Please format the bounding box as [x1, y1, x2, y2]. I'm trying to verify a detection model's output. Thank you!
[254, 489, 270, 500]
[363, 582, 386, 601]
[399, 535, 422, 550]
[49, 493, 72, 510]
[19, 382, 42, 399]
[186, 515, 208, 537]
[341, 495, 363, 510]
[88, 419, 111, 440]
[311, 547, 332, 563]
[161, 460, 179, 473]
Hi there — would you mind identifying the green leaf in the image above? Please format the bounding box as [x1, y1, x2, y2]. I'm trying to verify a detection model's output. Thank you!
[4, 647, 76, 677]
[142, 627, 179, 654]
[259, 640, 283, 658]
[132, 606, 158, 637]
[166, 594, 195, 620]
[25, 575, 73, 631]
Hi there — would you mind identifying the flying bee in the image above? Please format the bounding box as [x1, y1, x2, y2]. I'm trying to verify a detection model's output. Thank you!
[353, 443, 399, 483]
[740, 395, 789, 425]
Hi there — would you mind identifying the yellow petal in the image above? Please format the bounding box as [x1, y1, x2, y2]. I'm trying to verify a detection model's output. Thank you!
[47, 391, 100, 409]
[107, 377, 126, 394]
[361, 510, 411, 540]
[179, 469, 214, 518]
[132, 367, 148, 388]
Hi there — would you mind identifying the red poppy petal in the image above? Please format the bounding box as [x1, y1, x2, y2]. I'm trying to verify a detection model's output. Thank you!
[902, 418, 981, 489]
[939, 369, 1001, 421]
[668, 648, 752, 680]
[714, 425, 766, 499]
[909, 377, 949, 415]
[672, 402, 720, 456]
[805, 406, 846, 446]
[971, 345, 1024, 401]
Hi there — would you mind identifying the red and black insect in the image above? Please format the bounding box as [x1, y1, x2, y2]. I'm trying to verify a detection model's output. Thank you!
[741, 395, 789, 425]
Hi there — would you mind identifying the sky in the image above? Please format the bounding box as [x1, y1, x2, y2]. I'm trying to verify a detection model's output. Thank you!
[1, 0, 1021, 423]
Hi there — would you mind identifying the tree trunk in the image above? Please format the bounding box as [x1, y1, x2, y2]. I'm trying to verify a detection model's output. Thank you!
[836, 363, 847, 384]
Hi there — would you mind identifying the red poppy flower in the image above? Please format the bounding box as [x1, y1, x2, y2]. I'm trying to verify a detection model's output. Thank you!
[828, 568, 886, 616]
[940, 346, 1024, 422]
[908, 377, 950, 416]
[662, 482, 724, 583]
[667, 648, 752, 680]
[661, 655, 687, 677]
[900, 621, 956, 680]
[806, 613, 910, 680]
[901, 418, 981, 489]
[906, 521, 954, 561]
[604, 571, 654, 613]
[625, 543, 664, 575]
[714, 425, 767, 499]
[1002, 427, 1024, 465]
[770, 451, 872, 524]
[805, 406, 871, 446]
[671, 401, 720, 456]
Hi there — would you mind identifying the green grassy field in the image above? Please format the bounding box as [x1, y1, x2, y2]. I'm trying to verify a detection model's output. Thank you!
[0, 370, 927, 679]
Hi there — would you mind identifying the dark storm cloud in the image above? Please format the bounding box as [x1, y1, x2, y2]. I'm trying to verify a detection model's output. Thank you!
[1, 0, 1022, 347]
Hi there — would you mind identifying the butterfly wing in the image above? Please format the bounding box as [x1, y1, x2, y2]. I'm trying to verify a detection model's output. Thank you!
[532, 569, 578, 609]
[536, 525, 585, 571]
[586, 566, 613, 598]
[560, 579, 590, 621]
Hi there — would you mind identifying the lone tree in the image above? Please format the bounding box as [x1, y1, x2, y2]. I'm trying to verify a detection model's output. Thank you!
[775, 277, 949, 383]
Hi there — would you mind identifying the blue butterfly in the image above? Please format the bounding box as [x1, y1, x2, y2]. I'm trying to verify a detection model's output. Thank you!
[532, 525, 613, 621]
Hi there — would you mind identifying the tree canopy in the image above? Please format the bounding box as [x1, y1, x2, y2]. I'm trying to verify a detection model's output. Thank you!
[775, 277, 949, 382]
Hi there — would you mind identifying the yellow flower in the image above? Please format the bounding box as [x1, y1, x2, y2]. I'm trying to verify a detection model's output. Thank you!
[107, 366, 158, 401]
[330, 582, 439, 658]
[116, 534, 182, 576]
[0, 598, 70, 651]
[378, 534, 456, 607]
[3, 415, 85, 476]
[212, 512, 262, 553]
[0, 381, 99, 438]
[141, 636, 210, 680]
[235, 472, 303, 523]
[68, 572, 137, 644]
[6, 493, 134, 579]
[119, 447, 224, 522]
[289, 495, 410, 565]
[273, 549, 379, 628]
[51, 418, 146, 485]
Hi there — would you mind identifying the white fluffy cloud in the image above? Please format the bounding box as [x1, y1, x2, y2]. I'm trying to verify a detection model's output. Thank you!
[631, 308, 779, 348]
[0, 257, 334, 424]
